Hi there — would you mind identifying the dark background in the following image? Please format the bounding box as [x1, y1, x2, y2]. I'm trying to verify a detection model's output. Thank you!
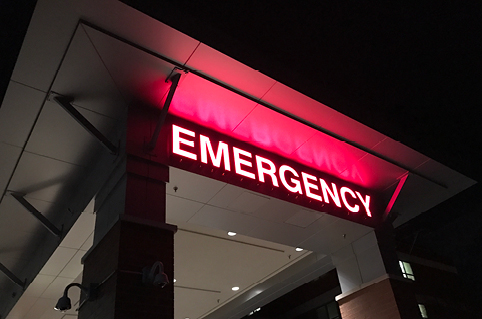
[2, 0, 481, 309]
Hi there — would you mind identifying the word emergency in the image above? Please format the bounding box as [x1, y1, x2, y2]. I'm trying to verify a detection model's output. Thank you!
[172, 124, 372, 217]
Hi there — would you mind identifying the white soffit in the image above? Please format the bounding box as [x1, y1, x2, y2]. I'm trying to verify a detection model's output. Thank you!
[8, 151, 86, 204]
[167, 168, 372, 254]
[0, 81, 46, 148]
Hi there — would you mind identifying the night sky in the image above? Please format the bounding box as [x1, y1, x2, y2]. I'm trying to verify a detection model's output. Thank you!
[2, 0, 482, 310]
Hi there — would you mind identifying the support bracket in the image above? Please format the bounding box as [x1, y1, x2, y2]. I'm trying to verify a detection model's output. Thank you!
[146, 72, 182, 151]
[52, 94, 118, 155]
[383, 173, 409, 223]
[0, 262, 26, 289]
[11, 193, 62, 238]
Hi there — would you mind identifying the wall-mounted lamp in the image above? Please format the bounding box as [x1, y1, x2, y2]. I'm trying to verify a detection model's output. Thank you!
[142, 261, 169, 287]
[54, 283, 98, 312]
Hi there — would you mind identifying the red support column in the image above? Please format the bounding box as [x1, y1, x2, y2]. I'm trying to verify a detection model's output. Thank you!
[79, 104, 176, 318]
[124, 155, 169, 223]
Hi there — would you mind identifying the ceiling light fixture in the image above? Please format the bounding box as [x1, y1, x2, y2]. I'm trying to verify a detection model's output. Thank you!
[295, 247, 303, 252]
[249, 307, 262, 315]
[227, 231, 237, 236]
[232, 286, 240, 291]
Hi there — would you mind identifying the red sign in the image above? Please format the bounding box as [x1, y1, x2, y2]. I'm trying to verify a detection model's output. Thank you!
[158, 116, 382, 227]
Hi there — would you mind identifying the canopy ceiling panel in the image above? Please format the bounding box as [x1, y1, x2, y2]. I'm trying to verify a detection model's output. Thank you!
[185, 43, 278, 100]
[166, 168, 371, 256]
[230, 105, 318, 156]
[165, 194, 205, 223]
[23, 101, 113, 166]
[173, 228, 311, 319]
[233, 191, 302, 223]
[371, 138, 431, 170]
[83, 26, 175, 108]
[0, 196, 55, 235]
[260, 81, 389, 150]
[50, 27, 128, 119]
[298, 217, 372, 254]
[290, 132, 368, 184]
[0, 144, 22, 194]
[169, 73, 259, 133]
[0, 81, 46, 148]
[166, 167, 227, 203]
[7, 152, 87, 204]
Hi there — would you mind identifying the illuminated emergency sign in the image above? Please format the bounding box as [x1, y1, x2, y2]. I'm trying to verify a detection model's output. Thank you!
[163, 119, 379, 223]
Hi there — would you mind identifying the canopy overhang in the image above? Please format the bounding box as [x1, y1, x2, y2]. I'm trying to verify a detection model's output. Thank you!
[0, 0, 476, 318]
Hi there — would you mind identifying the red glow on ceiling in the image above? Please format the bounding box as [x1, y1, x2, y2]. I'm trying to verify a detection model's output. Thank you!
[169, 75, 257, 133]
[290, 132, 369, 186]
[230, 105, 316, 156]
[167, 73, 400, 191]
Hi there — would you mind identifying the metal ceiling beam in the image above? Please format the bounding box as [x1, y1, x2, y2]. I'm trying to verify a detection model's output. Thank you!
[0, 263, 25, 289]
[52, 95, 118, 155]
[147, 72, 182, 151]
[11, 193, 62, 238]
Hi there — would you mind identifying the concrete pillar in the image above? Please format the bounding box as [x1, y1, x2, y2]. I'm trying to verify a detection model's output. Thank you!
[333, 225, 420, 319]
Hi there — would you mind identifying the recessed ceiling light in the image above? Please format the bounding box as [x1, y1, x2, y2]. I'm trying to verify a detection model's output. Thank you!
[227, 231, 237, 236]
[232, 286, 240, 291]
[173, 279, 177, 283]
[249, 307, 262, 316]
[295, 247, 303, 252]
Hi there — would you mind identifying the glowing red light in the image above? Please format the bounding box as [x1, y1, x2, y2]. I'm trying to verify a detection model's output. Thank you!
[340, 187, 360, 213]
[200, 135, 230, 170]
[255, 155, 279, 187]
[301, 172, 323, 202]
[172, 125, 197, 160]
[233, 147, 256, 179]
[356, 192, 372, 217]
[279, 165, 303, 194]
[320, 179, 342, 208]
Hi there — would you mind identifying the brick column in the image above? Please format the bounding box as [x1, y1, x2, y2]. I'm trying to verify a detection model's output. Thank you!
[338, 278, 401, 319]
[79, 104, 176, 318]
[79, 216, 176, 319]
[337, 276, 421, 319]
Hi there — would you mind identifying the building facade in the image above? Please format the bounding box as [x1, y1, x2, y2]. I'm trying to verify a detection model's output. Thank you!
[0, 1, 477, 318]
